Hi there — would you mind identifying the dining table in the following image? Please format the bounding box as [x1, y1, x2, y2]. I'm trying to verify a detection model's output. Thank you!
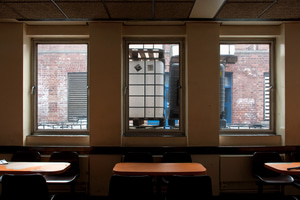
[0, 161, 71, 175]
[264, 162, 300, 175]
[112, 162, 207, 176]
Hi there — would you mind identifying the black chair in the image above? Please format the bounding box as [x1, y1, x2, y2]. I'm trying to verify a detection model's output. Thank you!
[11, 150, 41, 162]
[44, 151, 80, 194]
[291, 152, 300, 162]
[289, 152, 300, 188]
[252, 152, 294, 194]
[166, 175, 213, 200]
[123, 152, 153, 163]
[108, 174, 154, 200]
[162, 152, 192, 163]
[162, 152, 192, 184]
[0, 150, 42, 183]
[1, 174, 55, 200]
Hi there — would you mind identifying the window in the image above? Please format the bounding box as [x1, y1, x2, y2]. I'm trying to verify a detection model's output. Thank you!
[220, 41, 274, 133]
[32, 41, 88, 135]
[124, 40, 184, 136]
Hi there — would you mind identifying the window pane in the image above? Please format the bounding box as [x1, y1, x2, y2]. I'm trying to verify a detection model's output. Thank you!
[128, 43, 180, 130]
[220, 44, 270, 130]
[36, 44, 88, 130]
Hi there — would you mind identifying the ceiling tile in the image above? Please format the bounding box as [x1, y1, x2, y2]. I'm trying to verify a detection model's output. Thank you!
[0, 3, 22, 18]
[155, 2, 194, 19]
[106, 2, 152, 19]
[216, 2, 271, 19]
[3, 0, 49, 1]
[5, 2, 65, 19]
[57, 2, 109, 19]
[0, 0, 300, 22]
[259, 0, 300, 19]
[226, 0, 274, 2]
[190, 0, 225, 18]
[104, 0, 150, 1]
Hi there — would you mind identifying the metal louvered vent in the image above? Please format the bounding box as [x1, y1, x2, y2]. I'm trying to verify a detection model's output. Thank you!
[68, 72, 88, 122]
[264, 72, 270, 121]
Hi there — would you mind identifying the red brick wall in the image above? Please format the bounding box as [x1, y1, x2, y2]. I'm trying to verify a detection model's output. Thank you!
[225, 44, 269, 125]
[37, 44, 87, 124]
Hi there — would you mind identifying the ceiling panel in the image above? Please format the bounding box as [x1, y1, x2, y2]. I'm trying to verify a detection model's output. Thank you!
[5, 2, 65, 19]
[216, 2, 272, 19]
[3, 0, 49, 1]
[57, 2, 109, 19]
[106, 2, 152, 19]
[259, 0, 300, 19]
[0, 3, 22, 18]
[0, 0, 300, 23]
[226, 0, 274, 2]
[190, 0, 225, 18]
[154, 2, 194, 19]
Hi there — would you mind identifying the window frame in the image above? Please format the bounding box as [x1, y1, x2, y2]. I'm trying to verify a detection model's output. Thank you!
[123, 38, 185, 137]
[219, 39, 275, 135]
[31, 39, 89, 136]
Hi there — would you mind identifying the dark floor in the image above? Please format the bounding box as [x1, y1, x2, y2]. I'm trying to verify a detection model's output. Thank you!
[218, 193, 297, 200]
[54, 193, 299, 200]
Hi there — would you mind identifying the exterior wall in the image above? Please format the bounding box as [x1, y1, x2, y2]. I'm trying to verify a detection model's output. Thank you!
[37, 44, 87, 123]
[225, 45, 269, 125]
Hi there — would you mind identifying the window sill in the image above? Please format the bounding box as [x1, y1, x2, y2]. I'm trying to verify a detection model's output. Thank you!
[122, 135, 187, 147]
[219, 134, 282, 146]
[25, 135, 89, 146]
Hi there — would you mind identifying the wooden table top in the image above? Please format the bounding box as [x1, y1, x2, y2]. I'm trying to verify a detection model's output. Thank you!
[0, 162, 70, 175]
[113, 162, 207, 176]
[265, 162, 300, 175]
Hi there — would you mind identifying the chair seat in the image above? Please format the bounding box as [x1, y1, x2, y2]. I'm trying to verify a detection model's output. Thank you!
[44, 151, 80, 194]
[44, 174, 79, 184]
[256, 174, 294, 184]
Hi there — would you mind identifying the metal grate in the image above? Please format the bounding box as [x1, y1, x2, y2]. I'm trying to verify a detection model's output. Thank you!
[264, 72, 270, 121]
[68, 72, 88, 122]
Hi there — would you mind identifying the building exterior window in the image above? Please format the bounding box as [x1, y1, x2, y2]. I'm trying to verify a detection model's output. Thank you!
[32, 41, 88, 135]
[220, 41, 274, 133]
[124, 40, 184, 136]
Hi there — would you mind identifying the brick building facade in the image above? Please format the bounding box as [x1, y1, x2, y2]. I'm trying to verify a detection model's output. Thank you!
[37, 44, 87, 126]
[224, 44, 270, 127]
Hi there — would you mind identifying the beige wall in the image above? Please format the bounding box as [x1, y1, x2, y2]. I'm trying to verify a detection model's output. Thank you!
[0, 23, 24, 146]
[186, 23, 220, 146]
[285, 23, 300, 145]
[89, 23, 122, 146]
[2, 21, 300, 196]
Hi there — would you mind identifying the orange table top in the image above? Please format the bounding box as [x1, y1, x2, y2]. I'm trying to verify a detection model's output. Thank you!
[0, 162, 70, 175]
[265, 162, 300, 175]
[113, 162, 207, 176]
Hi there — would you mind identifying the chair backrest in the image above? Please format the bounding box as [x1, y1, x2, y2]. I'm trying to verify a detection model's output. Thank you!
[1, 174, 50, 200]
[108, 174, 154, 200]
[291, 152, 300, 161]
[166, 175, 213, 200]
[252, 152, 283, 177]
[123, 152, 153, 163]
[11, 150, 41, 162]
[162, 152, 192, 163]
[49, 151, 80, 176]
